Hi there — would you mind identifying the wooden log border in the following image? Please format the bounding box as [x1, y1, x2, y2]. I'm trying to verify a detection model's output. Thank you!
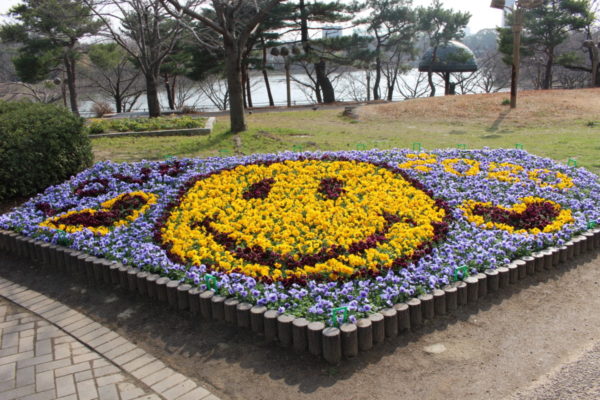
[0, 228, 599, 364]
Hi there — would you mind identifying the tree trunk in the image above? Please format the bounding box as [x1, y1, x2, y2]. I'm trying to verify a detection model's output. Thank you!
[145, 73, 161, 117]
[300, 0, 333, 104]
[225, 43, 246, 132]
[61, 71, 67, 108]
[114, 79, 122, 113]
[444, 72, 450, 95]
[387, 80, 395, 101]
[428, 47, 438, 97]
[261, 41, 275, 106]
[315, 81, 322, 103]
[114, 95, 123, 113]
[246, 68, 253, 108]
[373, 41, 382, 101]
[315, 59, 335, 103]
[366, 70, 371, 101]
[373, 57, 381, 100]
[242, 67, 247, 109]
[428, 71, 436, 97]
[164, 75, 175, 110]
[542, 51, 554, 90]
[64, 54, 79, 116]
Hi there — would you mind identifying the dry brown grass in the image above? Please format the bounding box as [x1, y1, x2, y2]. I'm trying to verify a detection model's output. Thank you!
[359, 88, 600, 127]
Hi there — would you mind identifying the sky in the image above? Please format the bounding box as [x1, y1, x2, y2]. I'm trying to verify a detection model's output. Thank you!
[0, 0, 504, 34]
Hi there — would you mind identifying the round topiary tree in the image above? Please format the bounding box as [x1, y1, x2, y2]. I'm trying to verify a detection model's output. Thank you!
[0, 101, 92, 202]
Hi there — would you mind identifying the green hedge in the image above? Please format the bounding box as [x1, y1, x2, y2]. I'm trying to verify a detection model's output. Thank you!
[85, 116, 206, 134]
[0, 102, 92, 201]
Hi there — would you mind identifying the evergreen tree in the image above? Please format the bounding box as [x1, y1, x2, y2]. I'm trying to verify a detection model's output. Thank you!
[359, 0, 418, 100]
[418, 0, 470, 97]
[498, 0, 594, 89]
[0, 0, 102, 115]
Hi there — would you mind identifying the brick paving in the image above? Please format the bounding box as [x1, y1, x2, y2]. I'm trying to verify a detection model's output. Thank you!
[0, 278, 218, 400]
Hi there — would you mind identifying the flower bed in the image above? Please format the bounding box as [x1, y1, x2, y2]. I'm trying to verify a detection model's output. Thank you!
[85, 116, 207, 135]
[1, 149, 599, 326]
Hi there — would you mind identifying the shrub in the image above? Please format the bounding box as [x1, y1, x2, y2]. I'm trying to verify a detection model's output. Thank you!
[91, 101, 113, 117]
[180, 105, 197, 114]
[0, 101, 93, 202]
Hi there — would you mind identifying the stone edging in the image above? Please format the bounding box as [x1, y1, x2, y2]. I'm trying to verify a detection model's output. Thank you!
[0, 228, 599, 364]
[0, 275, 218, 400]
[89, 117, 216, 138]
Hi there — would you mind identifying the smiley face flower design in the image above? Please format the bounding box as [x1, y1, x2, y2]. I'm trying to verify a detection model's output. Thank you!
[157, 159, 450, 282]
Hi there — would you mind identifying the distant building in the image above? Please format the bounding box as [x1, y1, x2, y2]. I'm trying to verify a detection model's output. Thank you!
[322, 26, 342, 39]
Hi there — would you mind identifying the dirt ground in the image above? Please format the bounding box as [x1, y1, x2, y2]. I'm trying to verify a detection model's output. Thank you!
[1, 251, 600, 400]
[360, 88, 600, 126]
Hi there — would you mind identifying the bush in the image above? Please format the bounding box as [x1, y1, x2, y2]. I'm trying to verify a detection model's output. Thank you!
[91, 101, 113, 117]
[0, 101, 93, 202]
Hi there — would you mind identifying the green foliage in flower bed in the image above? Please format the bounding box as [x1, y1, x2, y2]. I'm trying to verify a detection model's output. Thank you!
[0, 101, 92, 201]
[85, 116, 207, 134]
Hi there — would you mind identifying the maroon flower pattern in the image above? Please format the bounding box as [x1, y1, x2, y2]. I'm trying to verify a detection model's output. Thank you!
[472, 201, 560, 231]
[243, 178, 275, 200]
[112, 167, 152, 185]
[74, 178, 109, 198]
[158, 161, 187, 177]
[35, 202, 76, 217]
[51, 194, 148, 228]
[318, 178, 345, 200]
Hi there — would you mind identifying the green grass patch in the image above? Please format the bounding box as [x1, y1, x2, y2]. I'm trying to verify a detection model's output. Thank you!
[92, 107, 600, 175]
[86, 115, 207, 134]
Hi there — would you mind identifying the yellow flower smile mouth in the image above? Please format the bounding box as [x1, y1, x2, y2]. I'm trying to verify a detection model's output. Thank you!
[157, 159, 450, 283]
[191, 211, 415, 271]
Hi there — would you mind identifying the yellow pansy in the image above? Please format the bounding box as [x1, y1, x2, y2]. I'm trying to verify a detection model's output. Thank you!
[161, 160, 447, 281]
[528, 169, 574, 190]
[442, 158, 481, 176]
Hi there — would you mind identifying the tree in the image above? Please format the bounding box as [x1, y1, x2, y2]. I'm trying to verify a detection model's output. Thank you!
[84, 42, 144, 113]
[159, 0, 286, 132]
[84, 0, 184, 117]
[0, 43, 19, 82]
[161, 42, 195, 110]
[0, 0, 102, 116]
[463, 29, 511, 93]
[555, 4, 600, 87]
[296, 0, 359, 103]
[359, 0, 418, 100]
[499, 0, 594, 90]
[418, 0, 470, 97]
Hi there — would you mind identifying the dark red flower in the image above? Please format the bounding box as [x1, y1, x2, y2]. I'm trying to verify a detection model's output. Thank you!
[318, 177, 346, 200]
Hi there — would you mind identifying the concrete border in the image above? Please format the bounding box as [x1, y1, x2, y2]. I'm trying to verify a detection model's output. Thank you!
[89, 117, 216, 138]
[0, 228, 599, 364]
[0, 276, 220, 400]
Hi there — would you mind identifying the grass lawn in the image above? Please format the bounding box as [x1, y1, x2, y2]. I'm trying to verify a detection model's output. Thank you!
[92, 88, 600, 174]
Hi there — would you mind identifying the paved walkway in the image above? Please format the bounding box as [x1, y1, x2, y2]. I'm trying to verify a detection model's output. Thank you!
[0, 278, 218, 400]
